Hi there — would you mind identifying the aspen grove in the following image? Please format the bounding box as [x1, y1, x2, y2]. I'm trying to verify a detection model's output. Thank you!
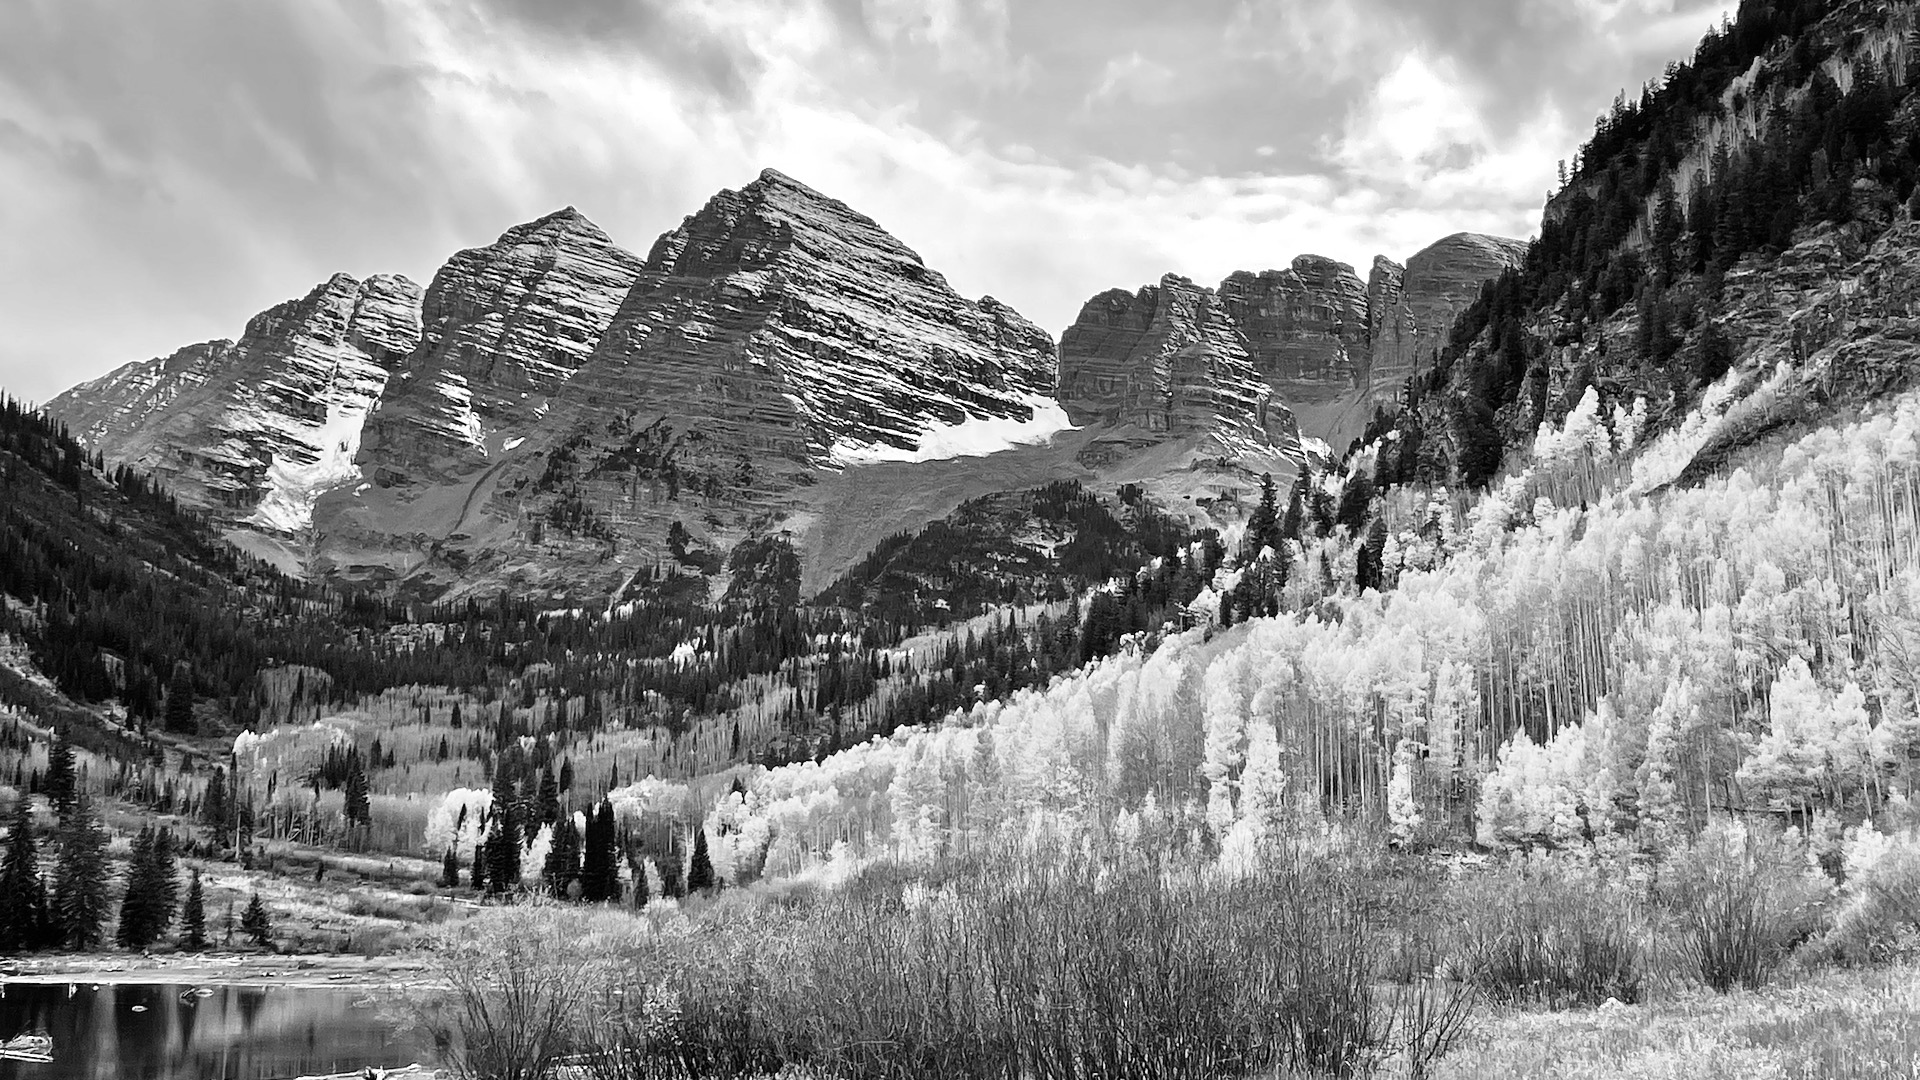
[685, 381, 1920, 877]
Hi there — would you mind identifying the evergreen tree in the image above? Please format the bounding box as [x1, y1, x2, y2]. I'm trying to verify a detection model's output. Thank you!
[0, 797, 39, 952]
[53, 794, 109, 950]
[469, 843, 488, 893]
[557, 758, 574, 799]
[484, 767, 521, 894]
[537, 765, 559, 827]
[240, 892, 271, 948]
[440, 847, 460, 889]
[1334, 473, 1375, 534]
[115, 825, 158, 950]
[165, 664, 196, 734]
[581, 802, 620, 903]
[687, 826, 715, 894]
[180, 868, 206, 950]
[1243, 473, 1283, 558]
[150, 828, 178, 931]
[45, 731, 76, 822]
[1451, 397, 1506, 489]
[1280, 481, 1307, 543]
[202, 766, 230, 835]
[343, 752, 371, 830]
[1356, 516, 1389, 593]
[545, 815, 581, 899]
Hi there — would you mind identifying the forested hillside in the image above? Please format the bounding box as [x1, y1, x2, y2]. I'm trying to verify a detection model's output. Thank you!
[1370, 0, 1920, 492]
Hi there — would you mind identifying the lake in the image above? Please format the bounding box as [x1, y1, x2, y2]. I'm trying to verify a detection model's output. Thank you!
[0, 982, 434, 1080]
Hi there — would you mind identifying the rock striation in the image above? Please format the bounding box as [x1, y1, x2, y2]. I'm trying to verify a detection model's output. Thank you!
[316, 169, 1061, 599]
[1368, 233, 1531, 390]
[50, 272, 423, 531]
[571, 168, 1058, 468]
[1057, 274, 1297, 465]
[355, 207, 646, 492]
[1218, 256, 1373, 406]
[1061, 233, 1525, 451]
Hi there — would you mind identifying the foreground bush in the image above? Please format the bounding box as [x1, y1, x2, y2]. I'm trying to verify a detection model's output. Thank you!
[409, 903, 625, 1080]
[426, 843, 1475, 1080]
[1448, 856, 1646, 1008]
[1817, 825, 1920, 965]
[1660, 823, 1829, 991]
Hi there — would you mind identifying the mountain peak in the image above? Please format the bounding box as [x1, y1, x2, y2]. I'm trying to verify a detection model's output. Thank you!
[508, 205, 614, 247]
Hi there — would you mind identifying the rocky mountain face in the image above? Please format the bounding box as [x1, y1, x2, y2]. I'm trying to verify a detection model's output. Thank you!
[315, 169, 1062, 599]
[354, 208, 646, 494]
[1059, 235, 1524, 455]
[1056, 274, 1299, 467]
[49, 273, 423, 533]
[53, 166, 1519, 603]
[1368, 234, 1531, 392]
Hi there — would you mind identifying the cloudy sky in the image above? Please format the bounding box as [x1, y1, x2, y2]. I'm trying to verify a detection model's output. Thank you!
[1, 0, 1733, 405]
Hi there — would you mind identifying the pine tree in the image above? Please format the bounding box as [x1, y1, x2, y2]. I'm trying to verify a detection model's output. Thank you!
[580, 803, 615, 903]
[53, 794, 109, 950]
[687, 827, 715, 894]
[0, 797, 39, 952]
[1280, 481, 1307, 544]
[469, 843, 488, 892]
[46, 731, 76, 822]
[558, 758, 574, 799]
[1333, 473, 1375, 534]
[544, 815, 581, 899]
[202, 766, 230, 835]
[1244, 473, 1283, 558]
[1356, 516, 1389, 593]
[115, 825, 157, 950]
[537, 765, 559, 827]
[165, 664, 196, 734]
[484, 767, 521, 894]
[180, 868, 206, 950]
[150, 828, 178, 933]
[240, 892, 271, 948]
[440, 847, 460, 889]
[343, 752, 371, 830]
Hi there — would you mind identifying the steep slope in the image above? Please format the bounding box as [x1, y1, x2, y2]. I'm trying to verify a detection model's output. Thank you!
[1377, 0, 1920, 491]
[1366, 233, 1532, 392]
[1060, 236, 1524, 457]
[48, 273, 422, 534]
[1057, 273, 1299, 466]
[353, 207, 646, 493]
[320, 169, 1062, 601]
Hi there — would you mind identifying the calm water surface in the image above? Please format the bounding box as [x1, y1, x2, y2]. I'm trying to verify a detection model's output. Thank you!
[0, 982, 433, 1080]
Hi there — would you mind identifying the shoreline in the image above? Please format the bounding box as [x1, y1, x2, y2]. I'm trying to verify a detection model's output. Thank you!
[0, 952, 434, 989]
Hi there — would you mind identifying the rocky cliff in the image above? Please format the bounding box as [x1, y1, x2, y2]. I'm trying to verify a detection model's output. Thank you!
[1061, 234, 1524, 453]
[49, 272, 423, 532]
[316, 169, 1062, 599]
[1056, 273, 1297, 467]
[1368, 233, 1531, 389]
[354, 208, 646, 493]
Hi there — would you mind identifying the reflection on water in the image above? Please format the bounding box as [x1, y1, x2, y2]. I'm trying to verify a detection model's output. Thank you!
[0, 981, 432, 1080]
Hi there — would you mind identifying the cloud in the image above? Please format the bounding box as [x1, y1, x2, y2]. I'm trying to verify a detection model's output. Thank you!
[0, 0, 1734, 406]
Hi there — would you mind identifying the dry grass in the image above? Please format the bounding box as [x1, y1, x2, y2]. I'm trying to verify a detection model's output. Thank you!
[1437, 964, 1920, 1080]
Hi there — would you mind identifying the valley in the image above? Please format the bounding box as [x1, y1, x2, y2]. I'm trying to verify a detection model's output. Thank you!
[8, 0, 1920, 1077]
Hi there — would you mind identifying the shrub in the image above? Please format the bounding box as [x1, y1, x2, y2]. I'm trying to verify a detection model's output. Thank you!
[1816, 826, 1920, 965]
[1659, 823, 1828, 991]
[408, 903, 622, 1080]
[1449, 857, 1645, 1008]
[565, 846, 1466, 1080]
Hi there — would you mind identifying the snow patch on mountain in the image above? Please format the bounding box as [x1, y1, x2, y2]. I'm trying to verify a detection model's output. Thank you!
[245, 393, 376, 534]
[829, 394, 1078, 467]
